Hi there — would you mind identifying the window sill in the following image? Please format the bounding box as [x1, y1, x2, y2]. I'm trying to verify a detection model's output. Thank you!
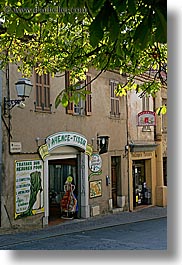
[34, 102, 52, 113]
[110, 113, 121, 120]
[34, 109, 52, 114]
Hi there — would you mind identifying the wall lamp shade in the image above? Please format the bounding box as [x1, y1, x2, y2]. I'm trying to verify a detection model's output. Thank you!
[15, 78, 33, 98]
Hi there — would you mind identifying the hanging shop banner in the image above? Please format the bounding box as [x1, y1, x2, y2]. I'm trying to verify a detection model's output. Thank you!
[15, 159, 44, 219]
[86, 144, 93, 156]
[137, 111, 156, 126]
[38, 143, 49, 160]
[46, 131, 87, 152]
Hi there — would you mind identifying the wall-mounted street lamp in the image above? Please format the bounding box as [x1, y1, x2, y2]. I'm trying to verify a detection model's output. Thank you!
[4, 78, 33, 114]
[97, 135, 110, 155]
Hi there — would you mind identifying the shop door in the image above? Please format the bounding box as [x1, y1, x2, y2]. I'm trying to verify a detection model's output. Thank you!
[111, 164, 117, 208]
[48, 159, 77, 221]
[111, 157, 121, 208]
[132, 160, 145, 207]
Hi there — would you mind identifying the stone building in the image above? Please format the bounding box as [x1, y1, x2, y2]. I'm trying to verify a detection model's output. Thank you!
[0, 64, 167, 229]
[126, 74, 167, 211]
[0, 65, 128, 229]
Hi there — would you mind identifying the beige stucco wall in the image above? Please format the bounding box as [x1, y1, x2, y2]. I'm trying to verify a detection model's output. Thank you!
[1, 64, 128, 227]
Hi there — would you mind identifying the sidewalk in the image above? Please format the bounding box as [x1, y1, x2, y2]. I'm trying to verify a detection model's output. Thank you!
[0, 206, 167, 240]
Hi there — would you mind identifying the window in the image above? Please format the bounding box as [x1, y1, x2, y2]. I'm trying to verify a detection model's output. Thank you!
[35, 72, 51, 112]
[110, 80, 120, 118]
[65, 71, 92, 116]
[142, 95, 149, 111]
[142, 95, 151, 131]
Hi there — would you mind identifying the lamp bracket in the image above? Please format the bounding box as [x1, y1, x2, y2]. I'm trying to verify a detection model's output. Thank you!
[4, 97, 24, 114]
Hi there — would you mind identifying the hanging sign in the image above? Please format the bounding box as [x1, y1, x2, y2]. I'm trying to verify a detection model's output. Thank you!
[137, 111, 156, 126]
[46, 131, 87, 151]
[89, 153, 102, 173]
[15, 159, 44, 219]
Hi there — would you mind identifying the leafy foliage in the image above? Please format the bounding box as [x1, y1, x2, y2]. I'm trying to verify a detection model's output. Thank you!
[0, 0, 167, 108]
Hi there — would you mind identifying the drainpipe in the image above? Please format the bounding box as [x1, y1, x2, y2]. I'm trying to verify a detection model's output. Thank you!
[125, 92, 130, 211]
[0, 68, 2, 227]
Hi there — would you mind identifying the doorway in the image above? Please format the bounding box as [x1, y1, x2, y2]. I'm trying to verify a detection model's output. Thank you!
[48, 158, 78, 223]
[111, 156, 121, 208]
[132, 159, 152, 208]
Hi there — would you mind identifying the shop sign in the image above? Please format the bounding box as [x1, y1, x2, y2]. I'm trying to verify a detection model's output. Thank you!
[15, 159, 44, 219]
[89, 153, 102, 173]
[131, 152, 153, 158]
[137, 111, 156, 126]
[46, 131, 87, 151]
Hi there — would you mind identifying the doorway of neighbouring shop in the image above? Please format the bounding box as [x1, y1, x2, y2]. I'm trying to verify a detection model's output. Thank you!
[48, 158, 79, 224]
[111, 156, 121, 208]
[132, 160, 151, 208]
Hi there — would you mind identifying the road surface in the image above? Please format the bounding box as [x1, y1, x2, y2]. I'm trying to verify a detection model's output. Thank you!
[0, 217, 167, 250]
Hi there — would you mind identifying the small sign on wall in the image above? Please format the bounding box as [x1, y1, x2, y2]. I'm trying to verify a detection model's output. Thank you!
[10, 142, 22, 153]
[89, 180, 102, 198]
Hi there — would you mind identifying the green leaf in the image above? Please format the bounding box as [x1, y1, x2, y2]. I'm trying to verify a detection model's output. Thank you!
[112, 0, 126, 13]
[81, 89, 92, 95]
[89, 16, 104, 47]
[108, 9, 120, 42]
[116, 41, 125, 58]
[128, 0, 136, 15]
[7, 21, 17, 35]
[24, 22, 33, 33]
[134, 16, 150, 50]
[91, 0, 107, 14]
[155, 9, 167, 43]
[156, 105, 167, 115]
[16, 24, 24, 38]
[55, 94, 62, 109]
[73, 92, 80, 105]
[61, 92, 69, 107]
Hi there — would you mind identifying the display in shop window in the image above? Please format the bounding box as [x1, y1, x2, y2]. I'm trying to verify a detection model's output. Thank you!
[60, 176, 78, 219]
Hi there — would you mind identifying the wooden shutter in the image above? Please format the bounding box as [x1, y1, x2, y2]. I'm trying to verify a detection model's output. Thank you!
[65, 71, 73, 114]
[86, 75, 92, 115]
[35, 71, 51, 112]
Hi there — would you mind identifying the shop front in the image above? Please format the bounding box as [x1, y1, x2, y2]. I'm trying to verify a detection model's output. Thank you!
[128, 143, 157, 211]
[41, 131, 90, 226]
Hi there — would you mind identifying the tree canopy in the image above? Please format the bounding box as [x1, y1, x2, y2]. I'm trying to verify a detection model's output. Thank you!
[0, 0, 167, 108]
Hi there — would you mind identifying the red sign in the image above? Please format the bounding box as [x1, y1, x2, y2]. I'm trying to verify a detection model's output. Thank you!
[137, 111, 156, 126]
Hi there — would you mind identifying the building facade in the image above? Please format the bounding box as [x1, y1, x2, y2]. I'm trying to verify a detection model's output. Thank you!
[0, 65, 167, 229]
[0, 65, 129, 229]
[126, 75, 167, 211]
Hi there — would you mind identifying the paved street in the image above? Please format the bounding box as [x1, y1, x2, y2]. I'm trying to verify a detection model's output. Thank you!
[0, 217, 166, 250]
